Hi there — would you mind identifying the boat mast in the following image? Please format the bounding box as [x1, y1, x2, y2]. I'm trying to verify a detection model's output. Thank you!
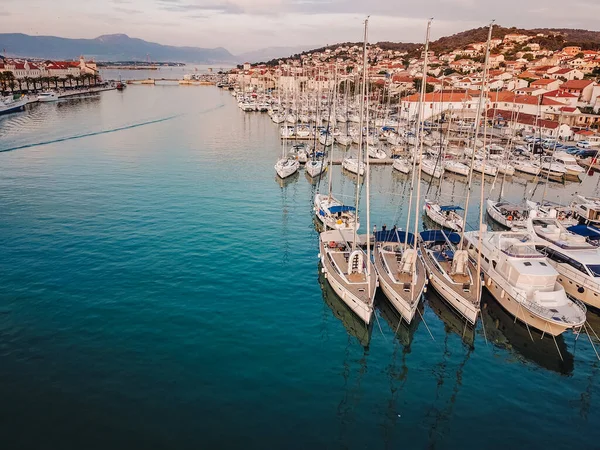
[364, 18, 372, 302]
[475, 21, 495, 306]
[407, 19, 432, 249]
[327, 67, 339, 197]
[460, 21, 493, 247]
[352, 17, 369, 251]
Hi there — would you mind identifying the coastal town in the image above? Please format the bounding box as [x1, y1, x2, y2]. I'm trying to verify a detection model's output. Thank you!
[227, 31, 600, 143]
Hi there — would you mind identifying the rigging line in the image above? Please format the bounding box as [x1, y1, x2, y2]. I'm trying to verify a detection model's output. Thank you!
[417, 305, 436, 342]
[375, 310, 388, 342]
[584, 322, 600, 361]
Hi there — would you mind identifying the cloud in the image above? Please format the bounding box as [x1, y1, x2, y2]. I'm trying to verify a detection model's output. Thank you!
[159, 1, 245, 13]
[113, 6, 144, 14]
[111, 0, 132, 4]
[0, 11, 11, 16]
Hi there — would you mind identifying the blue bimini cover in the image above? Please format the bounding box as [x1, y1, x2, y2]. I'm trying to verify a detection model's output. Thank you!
[374, 229, 415, 246]
[327, 205, 356, 214]
[419, 230, 462, 245]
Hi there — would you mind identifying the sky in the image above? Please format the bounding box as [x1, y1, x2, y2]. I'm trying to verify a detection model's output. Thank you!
[1, 0, 600, 54]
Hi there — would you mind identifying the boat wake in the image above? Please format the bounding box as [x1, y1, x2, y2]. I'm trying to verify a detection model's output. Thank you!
[0, 103, 225, 153]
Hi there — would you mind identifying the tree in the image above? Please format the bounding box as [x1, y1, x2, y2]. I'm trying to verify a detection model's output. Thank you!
[414, 78, 434, 93]
[443, 68, 457, 76]
[66, 74, 75, 88]
[523, 53, 534, 61]
[575, 52, 584, 59]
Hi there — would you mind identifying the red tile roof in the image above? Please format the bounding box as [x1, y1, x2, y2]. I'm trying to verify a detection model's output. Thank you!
[561, 79, 594, 90]
[402, 92, 472, 103]
[486, 109, 560, 129]
[530, 79, 556, 86]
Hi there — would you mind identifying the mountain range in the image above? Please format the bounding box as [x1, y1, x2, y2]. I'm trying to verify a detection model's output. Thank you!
[0, 33, 235, 63]
[0, 33, 317, 64]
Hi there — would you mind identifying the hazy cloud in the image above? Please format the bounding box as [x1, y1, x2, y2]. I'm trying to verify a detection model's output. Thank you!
[113, 7, 144, 14]
[1, 0, 599, 54]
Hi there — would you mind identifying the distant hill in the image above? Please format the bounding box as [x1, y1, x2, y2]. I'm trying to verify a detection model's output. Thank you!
[430, 26, 600, 53]
[261, 26, 600, 65]
[0, 33, 235, 63]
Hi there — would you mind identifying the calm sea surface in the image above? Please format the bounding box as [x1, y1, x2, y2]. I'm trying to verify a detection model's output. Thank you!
[1, 80, 600, 449]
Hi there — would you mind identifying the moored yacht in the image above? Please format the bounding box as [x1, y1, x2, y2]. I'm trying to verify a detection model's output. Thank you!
[374, 228, 426, 324]
[342, 157, 365, 176]
[314, 193, 359, 231]
[419, 230, 480, 325]
[464, 230, 586, 336]
[443, 160, 470, 177]
[319, 230, 377, 324]
[571, 195, 600, 226]
[554, 151, 585, 178]
[487, 200, 528, 230]
[424, 200, 464, 232]
[513, 158, 541, 176]
[305, 159, 327, 178]
[37, 91, 59, 102]
[274, 158, 300, 179]
[421, 158, 443, 178]
[0, 95, 28, 115]
[526, 212, 600, 310]
[392, 157, 411, 174]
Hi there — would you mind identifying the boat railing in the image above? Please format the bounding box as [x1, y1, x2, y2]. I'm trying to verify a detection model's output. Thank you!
[556, 263, 600, 292]
[490, 268, 577, 319]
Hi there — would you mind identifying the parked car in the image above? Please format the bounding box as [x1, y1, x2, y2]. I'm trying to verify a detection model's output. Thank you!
[575, 149, 598, 158]
[578, 141, 591, 148]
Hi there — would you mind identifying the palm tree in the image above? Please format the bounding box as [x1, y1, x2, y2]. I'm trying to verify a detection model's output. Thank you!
[75, 75, 82, 88]
[0, 72, 6, 95]
[23, 76, 32, 92]
[3, 72, 16, 94]
[93, 73, 100, 86]
[16, 78, 23, 93]
[66, 74, 75, 89]
[51, 76, 60, 89]
[61, 77, 67, 89]
[33, 76, 42, 92]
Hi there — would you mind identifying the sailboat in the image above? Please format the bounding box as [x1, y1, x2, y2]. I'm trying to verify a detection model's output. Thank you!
[275, 101, 300, 178]
[424, 199, 464, 232]
[373, 20, 435, 324]
[419, 20, 497, 327]
[319, 18, 376, 325]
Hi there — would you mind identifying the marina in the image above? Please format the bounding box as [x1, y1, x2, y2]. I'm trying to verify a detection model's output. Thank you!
[2, 68, 600, 448]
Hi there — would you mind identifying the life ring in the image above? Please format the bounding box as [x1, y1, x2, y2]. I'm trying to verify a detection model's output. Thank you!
[507, 215, 513, 221]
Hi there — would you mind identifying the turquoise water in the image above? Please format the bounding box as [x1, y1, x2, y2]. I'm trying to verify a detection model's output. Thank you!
[1, 85, 600, 449]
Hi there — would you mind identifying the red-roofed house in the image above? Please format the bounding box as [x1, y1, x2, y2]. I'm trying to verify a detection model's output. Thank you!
[560, 79, 596, 103]
[486, 108, 572, 139]
[401, 91, 478, 121]
[542, 89, 579, 107]
[548, 68, 584, 81]
[530, 78, 562, 92]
